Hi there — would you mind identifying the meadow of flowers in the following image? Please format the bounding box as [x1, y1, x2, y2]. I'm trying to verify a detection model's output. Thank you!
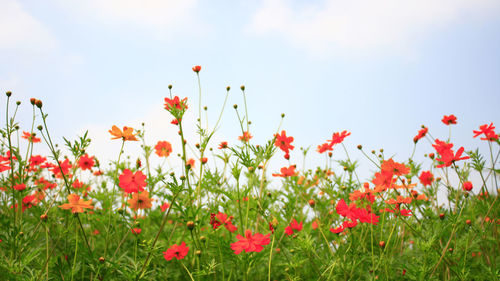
[0, 66, 498, 280]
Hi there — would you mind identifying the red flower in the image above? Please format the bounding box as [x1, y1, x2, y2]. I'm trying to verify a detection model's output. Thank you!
[238, 131, 252, 143]
[272, 165, 297, 177]
[274, 130, 294, 157]
[163, 242, 189, 261]
[50, 159, 72, 178]
[336, 199, 379, 225]
[473, 123, 498, 141]
[463, 181, 473, 191]
[330, 225, 344, 234]
[435, 146, 470, 168]
[22, 131, 41, 143]
[155, 141, 173, 157]
[284, 219, 303, 236]
[161, 202, 170, 212]
[219, 141, 228, 149]
[328, 130, 351, 145]
[131, 228, 142, 235]
[413, 126, 428, 143]
[419, 171, 434, 186]
[22, 194, 38, 211]
[381, 159, 410, 176]
[13, 183, 26, 191]
[442, 115, 457, 125]
[78, 154, 95, 170]
[230, 230, 271, 254]
[372, 170, 395, 190]
[118, 169, 147, 194]
[164, 96, 188, 111]
[192, 65, 201, 73]
[214, 212, 238, 233]
[317, 142, 333, 154]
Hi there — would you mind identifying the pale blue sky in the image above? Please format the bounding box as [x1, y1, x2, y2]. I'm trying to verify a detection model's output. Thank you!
[1, 0, 499, 180]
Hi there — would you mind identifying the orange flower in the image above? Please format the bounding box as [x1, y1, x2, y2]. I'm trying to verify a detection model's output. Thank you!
[238, 131, 252, 143]
[109, 125, 138, 141]
[59, 194, 94, 213]
[155, 141, 173, 157]
[127, 191, 153, 211]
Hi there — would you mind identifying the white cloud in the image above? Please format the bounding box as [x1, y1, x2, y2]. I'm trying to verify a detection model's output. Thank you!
[53, 0, 203, 38]
[0, 0, 57, 54]
[248, 0, 500, 56]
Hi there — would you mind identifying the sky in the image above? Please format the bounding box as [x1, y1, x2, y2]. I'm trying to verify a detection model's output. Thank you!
[1, 0, 500, 184]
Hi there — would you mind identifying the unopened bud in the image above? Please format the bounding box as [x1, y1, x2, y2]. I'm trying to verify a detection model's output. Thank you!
[187, 221, 195, 230]
[35, 99, 43, 108]
[16, 101, 21, 105]
[240, 85, 245, 91]
[357, 145, 362, 150]
[6, 91, 12, 97]
[226, 86, 230, 91]
[30, 98, 36, 105]
[168, 84, 172, 89]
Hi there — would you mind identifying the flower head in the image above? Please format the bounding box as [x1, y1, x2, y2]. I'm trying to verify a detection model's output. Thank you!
[127, 191, 153, 211]
[163, 242, 189, 261]
[59, 194, 94, 213]
[119, 169, 147, 194]
[272, 165, 297, 177]
[239, 131, 252, 143]
[78, 154, 95, 170]
[274, 130, 294, 157]
[419, 171, 434, 186]
[22, 131, 41, 143]
[109, 125, 138, 141]
[473, 123, 498, 141]
[230, 230, 271, 254]
[442, 115, 457, 125]
[192, 65, 201, 73]
[155, 141, 173, 157]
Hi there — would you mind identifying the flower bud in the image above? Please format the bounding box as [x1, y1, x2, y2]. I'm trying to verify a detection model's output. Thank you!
[16, 101, 21, 105]
[187, 221, 195, 230]
[6, 91, 12, 97]
[226, 86, 230, 91]
[379, 241, 385, 248]
[37, 125, 43, 131]
[240, 85, 245, 91]
[439, 213, 445, 220]
[308, 199, 315, 207]
[99, 257, 105, 263]
[168, 84, 172, 89]
[40, 214, 48, 221]
[357, 145, 362, 149]
[35, 99, 43, 108]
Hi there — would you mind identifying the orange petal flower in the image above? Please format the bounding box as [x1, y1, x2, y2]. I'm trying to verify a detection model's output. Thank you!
[59, 194, 94, 213]
[127, 191, 153, 211]
[109, 125, 138, 141]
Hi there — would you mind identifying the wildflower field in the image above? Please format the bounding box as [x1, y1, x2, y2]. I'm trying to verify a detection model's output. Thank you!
[0, 66, 498, 281]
